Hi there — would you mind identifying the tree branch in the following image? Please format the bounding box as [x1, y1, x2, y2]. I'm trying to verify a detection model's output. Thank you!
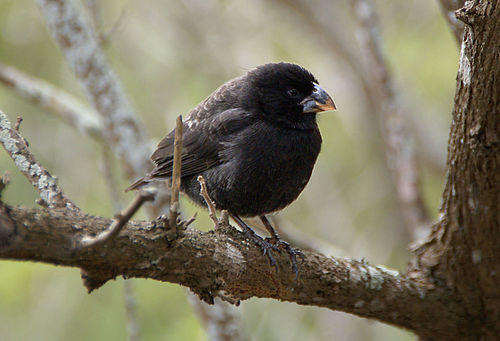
[0, 63, 103, 139]
[0, 202, 466, 339]
[0, 111, 76, 209]
[36, 0, 150, 178]
[352, 0, 431, 242]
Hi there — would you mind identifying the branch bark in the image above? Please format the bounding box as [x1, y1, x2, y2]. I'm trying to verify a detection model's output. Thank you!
[0, 202, 466, 339]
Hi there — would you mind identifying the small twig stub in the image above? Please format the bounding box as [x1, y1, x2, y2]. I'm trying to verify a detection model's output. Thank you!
[169, 115, 184, 230]
[197, 175, 218, 226]
[79, 188, 156, 248]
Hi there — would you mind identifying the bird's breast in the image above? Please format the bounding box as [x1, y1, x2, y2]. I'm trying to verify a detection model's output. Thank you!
[207, 122, 322, 216]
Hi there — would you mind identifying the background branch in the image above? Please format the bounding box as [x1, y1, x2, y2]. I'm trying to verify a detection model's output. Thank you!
[0, 111, 75, 209]
[0, 63, 103, 139]
[352, 0, 431, 241]
[36, 0, 151, 178]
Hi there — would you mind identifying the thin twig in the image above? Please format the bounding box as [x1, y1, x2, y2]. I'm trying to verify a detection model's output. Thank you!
[352, 0, 431, 241]
[169, 115, 183, 229]
[197, 176, 218, 225]
[0, 63, 103, 139]
[0, 111, 76, 209]
[79, 188, 156, 248]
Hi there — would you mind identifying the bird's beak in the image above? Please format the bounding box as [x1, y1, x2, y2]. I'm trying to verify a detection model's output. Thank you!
[300, 83, 336, 113]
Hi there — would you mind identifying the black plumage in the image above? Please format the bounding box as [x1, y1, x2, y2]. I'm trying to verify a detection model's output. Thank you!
[127, 62, 335, 274]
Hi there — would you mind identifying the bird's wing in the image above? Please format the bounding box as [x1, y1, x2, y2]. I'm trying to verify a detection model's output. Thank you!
[149, 107, 254, 179]
[146, 76, 253, 180]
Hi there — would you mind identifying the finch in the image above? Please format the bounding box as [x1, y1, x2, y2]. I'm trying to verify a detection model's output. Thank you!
[127, 62, 336, 275]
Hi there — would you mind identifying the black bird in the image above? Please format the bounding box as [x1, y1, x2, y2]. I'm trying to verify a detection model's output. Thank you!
[127, 62, 335, 275]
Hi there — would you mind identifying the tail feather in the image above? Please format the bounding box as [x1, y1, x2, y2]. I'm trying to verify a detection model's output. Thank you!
[125, 177, 151, 192]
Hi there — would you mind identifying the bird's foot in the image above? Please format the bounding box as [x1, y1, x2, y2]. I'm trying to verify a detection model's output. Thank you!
[242, 228, 280, 271]
[266, 236, 304, 279]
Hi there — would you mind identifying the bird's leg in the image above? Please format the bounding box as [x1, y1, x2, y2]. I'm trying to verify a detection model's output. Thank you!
[230, 214, 279, 271]
[260, 215, 304, 278]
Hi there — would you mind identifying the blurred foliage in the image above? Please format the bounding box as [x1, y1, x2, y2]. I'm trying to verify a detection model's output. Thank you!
[0, 0, 457, 340]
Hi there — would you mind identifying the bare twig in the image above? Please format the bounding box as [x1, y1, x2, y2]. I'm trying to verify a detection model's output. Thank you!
[79, 188, 156, 248]
[169, 115, 183, 229]
[0, 111, 76, 209]
[0, 63, 103, 139]
[352, 0, 431, 241]
[36, 0, 150, 178]
[437, 0, 466, 45]
[197, 176, 218, 225]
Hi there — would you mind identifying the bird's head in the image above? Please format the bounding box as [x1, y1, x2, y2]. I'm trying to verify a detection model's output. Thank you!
[245, 62, 336, 128]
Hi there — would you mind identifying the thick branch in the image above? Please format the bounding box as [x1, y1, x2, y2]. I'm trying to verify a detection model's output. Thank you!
[0, 203, 466, 339]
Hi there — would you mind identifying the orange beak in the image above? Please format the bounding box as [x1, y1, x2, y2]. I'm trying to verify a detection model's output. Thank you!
[300, 83, 336, 113]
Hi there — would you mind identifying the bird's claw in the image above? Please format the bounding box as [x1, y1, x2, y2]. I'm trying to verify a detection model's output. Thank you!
[265, 237, 304, 279]
[243, 230, 279, 271]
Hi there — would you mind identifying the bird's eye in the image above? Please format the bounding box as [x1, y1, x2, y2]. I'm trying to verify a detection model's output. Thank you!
[287, 89, 299, 97]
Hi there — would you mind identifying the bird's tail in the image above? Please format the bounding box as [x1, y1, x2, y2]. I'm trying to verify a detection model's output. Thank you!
[125, 177, 151, 192]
